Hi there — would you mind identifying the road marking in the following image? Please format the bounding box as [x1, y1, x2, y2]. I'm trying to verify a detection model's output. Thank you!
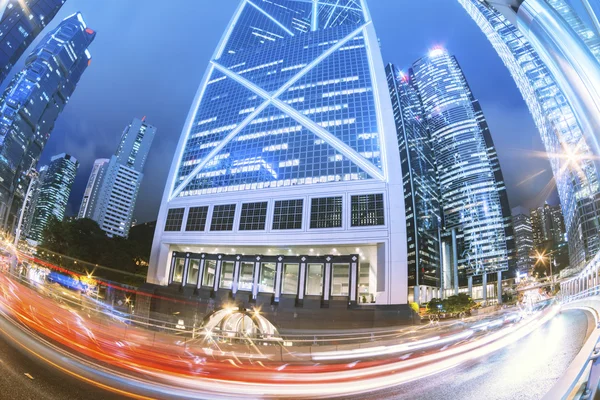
[24, 373, 34, 380]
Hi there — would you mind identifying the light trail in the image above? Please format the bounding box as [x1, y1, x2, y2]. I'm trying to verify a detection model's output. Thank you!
[0, 247, 564, 399]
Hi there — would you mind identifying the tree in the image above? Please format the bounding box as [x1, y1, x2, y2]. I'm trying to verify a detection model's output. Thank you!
[427, 298, 444, 314]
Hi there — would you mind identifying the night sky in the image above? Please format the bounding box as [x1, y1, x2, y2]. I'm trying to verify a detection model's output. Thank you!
[9, 0, 556, 222]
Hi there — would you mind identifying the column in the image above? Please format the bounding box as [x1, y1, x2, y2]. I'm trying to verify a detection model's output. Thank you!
[350, 255, 358, 304]
[468, 275, 473, 298]
[231, 257, 241, 294]
[482, 273, 487, 303]
[323, 257, 332, 303]
[274, 257, 283, 303]
[196, 258, 206, 290]
[168, 252, 177, 283]
[181, 254, 190, 288]
[452, 228, 459, 295]
[213, 256, 223, 293]
[251, 258, 260, 300]
[497, 271, 502, 304]
[414, 286, 420, 305]
[298, 257, 307, 302]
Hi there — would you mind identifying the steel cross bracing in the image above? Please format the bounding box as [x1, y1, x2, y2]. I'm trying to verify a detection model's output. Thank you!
[170, 20, 382, 200]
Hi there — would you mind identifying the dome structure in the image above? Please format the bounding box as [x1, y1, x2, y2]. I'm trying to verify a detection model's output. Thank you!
[201, 307, 280, 340]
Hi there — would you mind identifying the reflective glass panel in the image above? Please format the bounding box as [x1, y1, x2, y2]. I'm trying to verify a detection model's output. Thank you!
[186, 259, 200, 286]
[238, 262, 254, 291]
[282, 263, 299, 294]
[259, 262, 276, 293]
[306, 263, 323, 296]
[220, 261, 235, 289]
[202, 260, 216, 287]
[171, 257, 185, 283]
[331, 263, 350, 296]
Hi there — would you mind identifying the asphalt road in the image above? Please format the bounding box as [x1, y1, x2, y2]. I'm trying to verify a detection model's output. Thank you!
[0, 308, 589, 400]
[0, 326, 123, 400]
[362, 309, 590, 400]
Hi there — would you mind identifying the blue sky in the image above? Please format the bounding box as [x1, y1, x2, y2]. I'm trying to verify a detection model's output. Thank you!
[12, 0, 555, 222]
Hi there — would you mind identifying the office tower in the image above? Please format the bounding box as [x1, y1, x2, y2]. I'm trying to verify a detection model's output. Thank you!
[511, 206, 534, 274]
[0, 12, 95, 231]
[84, 118, 156, 238]
[459, 0, 600, 271]
[147, 0, 407, 306]
[28, 153, 78, 242]
[0, 0, 66, 85]
[386, 64, 441, 304]
[77, 158, 109, 219]
[530, 203, 566, 249]
[409, 48, 514, 298]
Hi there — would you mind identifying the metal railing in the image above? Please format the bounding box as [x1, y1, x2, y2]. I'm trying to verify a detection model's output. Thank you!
[551, 287, 600, 399]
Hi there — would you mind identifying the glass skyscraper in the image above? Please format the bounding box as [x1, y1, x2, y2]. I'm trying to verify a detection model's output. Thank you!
[459, 0, 600, 270]
[80, 118, 156, 238]
[386, 63, 441, 304]
[148, 0, 407, 305]
[27, 153, 78, 242]
[511, 206, 534, 274]
[0, 12, 95, 231]
[0, 0, 66, 85]
[408, 49, 514, 294]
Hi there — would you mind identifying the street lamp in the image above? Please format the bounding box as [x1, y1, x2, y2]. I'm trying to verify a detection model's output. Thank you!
[536, 251, 556, 294]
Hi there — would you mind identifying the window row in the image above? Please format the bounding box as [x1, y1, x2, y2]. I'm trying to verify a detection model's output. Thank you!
[163, 193, 385, 232]
[170, 257, 354, 297]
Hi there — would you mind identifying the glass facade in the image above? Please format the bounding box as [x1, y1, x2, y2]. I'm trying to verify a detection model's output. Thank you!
[459, 0, 600, 270]
[27, 154, 78, 242]
[512, 207, 534, 274]
[150, 0, 408, 305]
[409, 49, 513, 278]
[0, 0, 66, 85]
[0, 13, 95, 230]
[386, 64, 441, 289]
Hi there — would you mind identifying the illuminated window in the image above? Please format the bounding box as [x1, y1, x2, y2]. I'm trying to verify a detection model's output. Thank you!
[310, 197, 342, 228]
[202, 260, 216, 287]
[239, 202, 268, 231]
[331, 264, 350, 296]
[220, 261, 235, 289]
[259, 263, 276, 293]
[171, 257, 185, 283]
[238, 262, 254, 291]
[273, 199, 303, 230]
[186, 206, 208, 231]
[210, 204, 236, 231]
[305, 264, 323, 296]
[282, 264, 299, 294]
[186, 259, 200, 286]
[351, 194, 384, 226]
[164, 208, 185, 231]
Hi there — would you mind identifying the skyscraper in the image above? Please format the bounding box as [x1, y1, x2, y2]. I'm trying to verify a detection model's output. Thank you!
[386, 63, 441, 304]
[530, 203, 566, 250]
[28, 153, 78, 242]
[0, 0, 66, 85]
[511, 206, 534, 274]
[0, 12, 95, 231]
[409, 48, 514, 298]
[82, 118, 156, 238]
[78, 158, 109, 219]
[147, 0, 407, 305]
[459, 0, 599, 270]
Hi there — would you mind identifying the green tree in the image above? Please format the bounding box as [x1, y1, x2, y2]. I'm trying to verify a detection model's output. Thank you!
[427, 298, 444, 314]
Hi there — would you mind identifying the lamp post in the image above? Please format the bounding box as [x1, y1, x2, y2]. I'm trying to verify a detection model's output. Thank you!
[536, 250, 556, 294]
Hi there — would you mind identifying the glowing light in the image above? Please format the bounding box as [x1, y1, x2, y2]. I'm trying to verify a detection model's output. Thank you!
[428, 47, 446, 58]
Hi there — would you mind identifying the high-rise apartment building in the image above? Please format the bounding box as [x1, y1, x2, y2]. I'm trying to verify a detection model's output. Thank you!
[511, 206, 534, 274]
[81, 118, 155, 238]
[0, 12, 95, 231]
[459, 0, 600, 270]
[386, 64, 441, 304]
[27, 153, 78, 242]
[0, 0, 66, 85]
[408, 48, 514, 297]
[77, 158, 108, 219]
[147, 0, 407, 306]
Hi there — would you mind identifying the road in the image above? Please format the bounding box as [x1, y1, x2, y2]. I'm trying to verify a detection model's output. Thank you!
[362, 309, 590, 400]
[0, 325, 121, 400]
